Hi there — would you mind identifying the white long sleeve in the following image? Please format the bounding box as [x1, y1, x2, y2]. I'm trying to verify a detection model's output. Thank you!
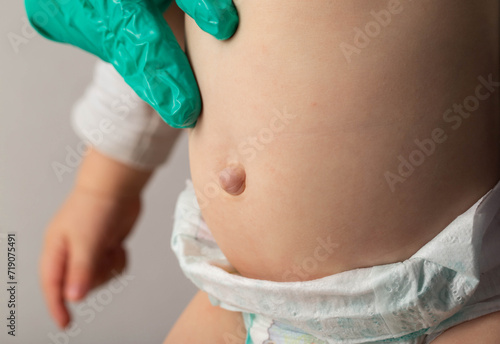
[71, 60, 182, 170]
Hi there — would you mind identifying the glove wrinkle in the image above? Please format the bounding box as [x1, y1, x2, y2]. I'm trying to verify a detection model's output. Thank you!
[25, 0, 239, 128]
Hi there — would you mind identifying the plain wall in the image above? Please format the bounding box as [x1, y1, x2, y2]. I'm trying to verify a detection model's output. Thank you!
[0, 2, 197, 343]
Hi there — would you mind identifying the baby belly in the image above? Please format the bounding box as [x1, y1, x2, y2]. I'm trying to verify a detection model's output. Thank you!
[185, 0, 500, 281]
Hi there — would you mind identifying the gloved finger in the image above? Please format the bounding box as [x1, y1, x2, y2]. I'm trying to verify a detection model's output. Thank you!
[25, 0, 106, 60]
[40, 236, 70, 329]
[24, 0, 172, 53]
[112, 0, 201, 127]
[25, 0, 201, 128]
[176, 0, 239, 40]
[152, 0, 174, 13]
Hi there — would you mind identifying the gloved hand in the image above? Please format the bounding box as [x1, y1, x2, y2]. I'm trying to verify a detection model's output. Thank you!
[25, 0, 239, 128]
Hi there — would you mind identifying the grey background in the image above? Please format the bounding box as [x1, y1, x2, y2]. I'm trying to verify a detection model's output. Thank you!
[0, 2, 197, 343]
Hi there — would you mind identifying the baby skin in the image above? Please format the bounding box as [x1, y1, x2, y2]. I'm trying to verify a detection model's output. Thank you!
[40, 1, 500, 343]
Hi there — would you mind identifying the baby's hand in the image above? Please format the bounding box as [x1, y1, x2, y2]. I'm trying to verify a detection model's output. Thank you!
[40, 185, 141, 328]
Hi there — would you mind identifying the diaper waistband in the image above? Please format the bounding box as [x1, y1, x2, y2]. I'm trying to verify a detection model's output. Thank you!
[171, 180, 500, 343]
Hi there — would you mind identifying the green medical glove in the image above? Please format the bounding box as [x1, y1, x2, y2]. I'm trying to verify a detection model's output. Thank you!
[176, 0, 238, 40]
[25, 0, 239, 128]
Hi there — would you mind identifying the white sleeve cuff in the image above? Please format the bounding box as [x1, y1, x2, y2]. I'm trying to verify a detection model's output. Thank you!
[71, 60, 181, 170]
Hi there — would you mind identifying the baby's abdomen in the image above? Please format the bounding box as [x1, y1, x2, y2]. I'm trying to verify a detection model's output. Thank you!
[186, 0, 500, 281]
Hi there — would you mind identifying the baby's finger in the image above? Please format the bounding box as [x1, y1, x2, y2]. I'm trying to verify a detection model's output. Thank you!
[92, 247, 128, 289]
[109, 246, 127, 277]
[64, 242, 99, 302]
[40, 237, 70, 328]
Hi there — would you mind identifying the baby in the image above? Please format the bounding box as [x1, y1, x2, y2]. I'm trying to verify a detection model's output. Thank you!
[39, 1, 500, 343]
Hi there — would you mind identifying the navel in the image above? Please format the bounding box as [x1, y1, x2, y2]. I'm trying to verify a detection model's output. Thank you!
[218, 164, 246, 196]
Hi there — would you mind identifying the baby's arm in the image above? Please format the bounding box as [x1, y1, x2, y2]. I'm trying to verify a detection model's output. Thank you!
[41, 147, 154, 327]
[40, 3, 185, 328]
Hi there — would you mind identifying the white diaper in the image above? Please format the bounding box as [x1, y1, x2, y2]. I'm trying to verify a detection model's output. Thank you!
[171, 180, 500, 344]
